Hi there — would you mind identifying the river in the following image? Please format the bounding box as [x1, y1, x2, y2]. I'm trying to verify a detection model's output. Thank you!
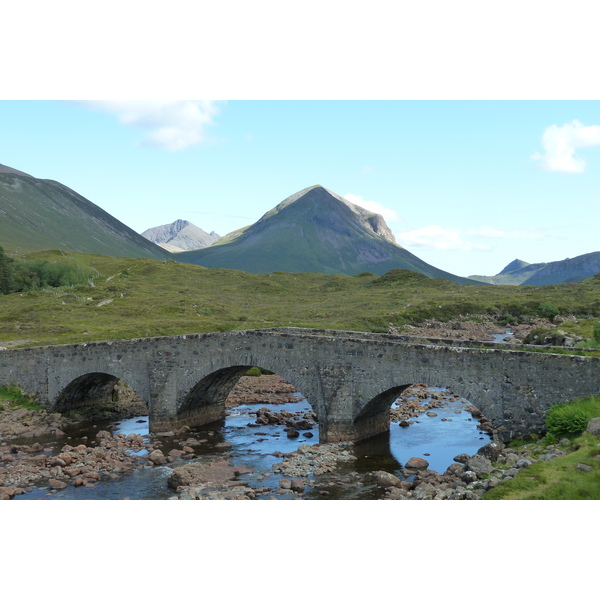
[14, 387, 491, 500]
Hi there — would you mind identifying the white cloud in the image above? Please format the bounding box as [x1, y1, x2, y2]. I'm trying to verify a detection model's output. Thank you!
[532, 119, 600, 173]
[468, 225, 552, 240]
[343, 193, 400, 222]
[81, 101, 221, 151]
[398, 225, 491, 251]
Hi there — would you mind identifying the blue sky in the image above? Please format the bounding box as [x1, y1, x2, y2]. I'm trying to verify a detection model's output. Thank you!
[2, 2, 599, 278]
[2, 100, 598, 277]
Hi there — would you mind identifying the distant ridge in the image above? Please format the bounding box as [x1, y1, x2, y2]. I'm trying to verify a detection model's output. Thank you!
[178, 184, 485, 285]
[142, 219, 220, 252]
[469, 252, 600, 285]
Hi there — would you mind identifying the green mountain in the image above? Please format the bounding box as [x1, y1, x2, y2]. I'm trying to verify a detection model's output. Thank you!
[469, 252, 600, 286]
[178, 185, 484, 284]
[0, 165, 170, 260]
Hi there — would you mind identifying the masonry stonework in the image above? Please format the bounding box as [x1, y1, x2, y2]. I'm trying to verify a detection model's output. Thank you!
[0, 328, 598, 442]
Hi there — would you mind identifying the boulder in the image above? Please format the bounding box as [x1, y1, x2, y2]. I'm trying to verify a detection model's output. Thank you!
[405, 457, 429, 470]
[372, 470, 402, 487]
[444, 462, 466, 477]
[167, 459, 240, 490]
[460, 470, 478, 484]
[148, 449, 167, 465]
[0, 487, 16, 500]
[477, 441, 504, 462]
[586, 418, 600, 436]
[290, 479, 305, 492]
[466, 454, 493, 476]
[413, 483, 436, 500]
[48, 479, 68, 490]
[453, 453, 470, 464]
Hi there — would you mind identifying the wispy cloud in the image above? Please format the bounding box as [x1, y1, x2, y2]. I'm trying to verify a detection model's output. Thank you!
[532, 119, 600, 173]
[81, 101, 221, 151]
[467, 225, 554, 241]
[343, 193, 400, 222]
[398, 225, 491, 251]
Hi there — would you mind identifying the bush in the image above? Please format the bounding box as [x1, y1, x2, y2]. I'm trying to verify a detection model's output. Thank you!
[1, 254, 97, 293]
[545, 400, 594, 442]
[594, 322, 600, 343]
[538, 301, 559, 322]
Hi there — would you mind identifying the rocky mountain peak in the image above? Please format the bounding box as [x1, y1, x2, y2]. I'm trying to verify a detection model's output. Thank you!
[141, 219, 220, 252]
[497, 258, 531, 275]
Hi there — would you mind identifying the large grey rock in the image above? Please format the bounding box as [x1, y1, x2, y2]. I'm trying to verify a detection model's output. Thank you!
[586, 418, 600, 436]
[477, 441, 504, 462]
[413, 483, 436, 500]
[466, 454, 493, 476]
[453, 453, 470, 464]
[373, 470, 402, 487]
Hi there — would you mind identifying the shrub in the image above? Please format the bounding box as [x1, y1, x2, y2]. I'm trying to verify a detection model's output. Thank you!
[594, 322, 600, 343]
[538, 301, 560, 322]
[544, 400, 593, 442]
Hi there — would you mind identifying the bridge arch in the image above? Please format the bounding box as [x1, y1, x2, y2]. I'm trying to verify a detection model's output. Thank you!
[155, 361, 321, 434]
[53, 371, 148, 418]
[350, 371, 492, 444]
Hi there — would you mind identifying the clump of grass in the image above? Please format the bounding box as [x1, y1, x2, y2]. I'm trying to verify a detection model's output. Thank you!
[543, 395, 600, 443]
[245, 367, 262, 377]
[0, 384, 44, 411]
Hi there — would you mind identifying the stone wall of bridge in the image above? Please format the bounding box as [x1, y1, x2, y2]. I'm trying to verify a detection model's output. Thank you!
[0, 329, 598, 442]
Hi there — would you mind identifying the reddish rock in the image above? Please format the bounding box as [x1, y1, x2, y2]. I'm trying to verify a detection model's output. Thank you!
[405, 457, 429, 470]
[148, 449, 166, 465]
[48, 479, 68, 490]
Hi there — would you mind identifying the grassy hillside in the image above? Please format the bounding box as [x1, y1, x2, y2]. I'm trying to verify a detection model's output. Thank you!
[0, 173, 170, 260]
[1, 251, 599, 348]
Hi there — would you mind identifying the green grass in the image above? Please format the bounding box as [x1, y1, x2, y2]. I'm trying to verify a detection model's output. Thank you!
[0, 250, 599, 348]
[482, 433, 600, 499]
[0, 384, 44, 411]
[482, 394, 600, 500]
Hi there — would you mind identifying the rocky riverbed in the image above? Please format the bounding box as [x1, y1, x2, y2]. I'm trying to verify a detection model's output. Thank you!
[0, 374, 591, 501]
[388, 315, 580, 343]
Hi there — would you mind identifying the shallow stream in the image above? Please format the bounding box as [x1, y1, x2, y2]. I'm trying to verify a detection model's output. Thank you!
[15, 388, 491, 500]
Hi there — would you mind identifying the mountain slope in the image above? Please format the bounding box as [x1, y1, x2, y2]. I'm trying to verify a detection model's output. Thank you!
[178, 185, 484, 284]
[0, 168, 171, 259]
[469, 253, 600, 285]
[141, 219, 220, 252]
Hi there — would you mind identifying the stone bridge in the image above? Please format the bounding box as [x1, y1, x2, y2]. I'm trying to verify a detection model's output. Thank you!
[1, 328, 598, 442]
